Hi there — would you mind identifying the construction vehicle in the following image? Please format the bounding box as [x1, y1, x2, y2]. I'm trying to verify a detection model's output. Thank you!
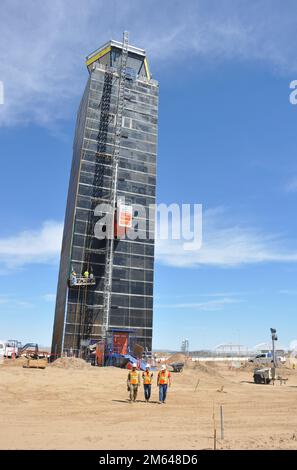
[19, 344, 49, 360]
[170, 362, 184, 372]
[253, 367, 273, 384]
[248, 352, 286, 365]
[5, 339, 22, 358]
[0, 339, 6, 361]
[20, 344, 48, 369]
[23, 357, 47, 369]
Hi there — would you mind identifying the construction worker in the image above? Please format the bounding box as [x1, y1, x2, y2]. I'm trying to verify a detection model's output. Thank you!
[70, 270, 77, 286]
[83, 269, 89, 279]
[127, 363, 140, 402]
[142, 364, 153, 402]
[157, 364, 171, 404]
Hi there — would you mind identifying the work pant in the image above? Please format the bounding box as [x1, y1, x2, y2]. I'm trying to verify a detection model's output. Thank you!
[159, 384, 168, 402]
[143, 384, 151, 401]
[129, 384, 138, 401]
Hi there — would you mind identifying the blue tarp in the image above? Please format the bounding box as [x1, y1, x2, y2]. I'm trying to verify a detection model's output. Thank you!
[124, 354, 147, 371]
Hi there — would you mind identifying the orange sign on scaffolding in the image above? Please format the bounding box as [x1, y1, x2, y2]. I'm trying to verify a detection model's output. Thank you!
[114, 203, 133, 239]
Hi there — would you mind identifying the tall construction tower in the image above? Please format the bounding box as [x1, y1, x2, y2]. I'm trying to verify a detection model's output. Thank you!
[51, 33, 158, 359]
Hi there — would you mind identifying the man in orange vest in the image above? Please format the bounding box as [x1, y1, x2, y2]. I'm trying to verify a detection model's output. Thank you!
[157, 364, 171, 404]
[142, 364, 153, 402]
[127, 363, 140, 402]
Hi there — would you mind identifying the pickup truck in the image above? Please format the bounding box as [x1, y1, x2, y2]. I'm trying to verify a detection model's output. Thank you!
[249, 352, 286, 365]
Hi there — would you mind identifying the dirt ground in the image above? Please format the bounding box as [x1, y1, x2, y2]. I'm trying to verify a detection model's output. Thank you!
[1, 359, 297, 450]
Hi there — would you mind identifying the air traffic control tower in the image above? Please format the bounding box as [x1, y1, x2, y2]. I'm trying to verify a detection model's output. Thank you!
[51, 33, 158, 358]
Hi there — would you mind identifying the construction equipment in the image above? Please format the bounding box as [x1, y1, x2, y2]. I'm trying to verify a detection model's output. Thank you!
[170, 362, 184, 373]
[253, 367, 273, 384]
[5, 339, 22, 358]
[253, 330, 275, 384]
[253, 328, 288, 385]
[21, 344, 48, 369]
[23, 358, 47, 369]
[19, 343, 49, 359]
[68, 275, 96, 287]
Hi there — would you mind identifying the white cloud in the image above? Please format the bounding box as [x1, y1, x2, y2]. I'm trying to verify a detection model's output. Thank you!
[156, 207, 297, 268]
[155, 296, 242, 311]
[1, 209, 297, 272]
[0, 221, 63, 269]
[1, 0, 297, 126]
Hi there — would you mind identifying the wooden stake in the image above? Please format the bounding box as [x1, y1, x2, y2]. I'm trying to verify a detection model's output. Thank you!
[212, 401, 217, 450]
[194, 378, 200, 392]
[220, 405, 224, 440]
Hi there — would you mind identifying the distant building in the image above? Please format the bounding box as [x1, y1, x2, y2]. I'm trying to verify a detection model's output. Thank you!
[181, 338, 189, 354]
[51, 34, 158, 358]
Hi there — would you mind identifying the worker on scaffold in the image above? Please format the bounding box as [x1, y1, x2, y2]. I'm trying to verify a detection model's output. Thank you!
[70, 269, 77, 286]
[83, 269, 89, 279]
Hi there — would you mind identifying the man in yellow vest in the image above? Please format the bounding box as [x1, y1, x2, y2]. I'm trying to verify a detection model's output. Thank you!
[127, 363, 140, 402]
[142, 364, 153, 402]
[157, 364, 171, 404]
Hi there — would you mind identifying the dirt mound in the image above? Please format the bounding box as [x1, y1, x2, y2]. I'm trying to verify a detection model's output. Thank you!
[237, 361, 256, 370]
[50, 357, 91, 370]
[192, 361, 224, 377]
[2, 357, 27, 367]
[239, 361, 290, 371]
[166, 353, 187, 364]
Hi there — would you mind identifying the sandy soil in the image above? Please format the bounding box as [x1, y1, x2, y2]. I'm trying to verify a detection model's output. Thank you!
[1, 359, 297, 450]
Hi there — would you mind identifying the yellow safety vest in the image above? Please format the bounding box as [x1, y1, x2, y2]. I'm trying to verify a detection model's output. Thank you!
[143, 371, 152, 384]
[158, 370, 170, 385]
[129, 370, 139, 385]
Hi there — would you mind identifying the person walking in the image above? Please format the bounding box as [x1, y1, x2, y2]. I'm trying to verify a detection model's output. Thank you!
[142, 364, 153, 402]
[127, 363, 140, 402]
[157, 364, 171, 404]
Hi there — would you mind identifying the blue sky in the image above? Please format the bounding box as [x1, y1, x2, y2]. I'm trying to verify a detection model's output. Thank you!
[1, 0, 297, 350]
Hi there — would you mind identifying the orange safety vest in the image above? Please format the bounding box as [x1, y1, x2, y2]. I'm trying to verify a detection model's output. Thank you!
[129, 370, 139, 385]
[142, 371, 153, 385]
[158, 370, 170, 385]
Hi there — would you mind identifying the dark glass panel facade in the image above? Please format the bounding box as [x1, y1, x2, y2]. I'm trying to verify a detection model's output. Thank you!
[51, 40, 158, 357]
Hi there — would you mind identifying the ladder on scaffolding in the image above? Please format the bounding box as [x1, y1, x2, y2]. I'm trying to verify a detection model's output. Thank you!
[101, 31, 129, 340]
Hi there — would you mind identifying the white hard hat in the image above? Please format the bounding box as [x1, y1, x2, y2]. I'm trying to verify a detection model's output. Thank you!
[146, 364, 150, 369]
[132, 363, 137, 368]
[161, 364, 166, 370]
